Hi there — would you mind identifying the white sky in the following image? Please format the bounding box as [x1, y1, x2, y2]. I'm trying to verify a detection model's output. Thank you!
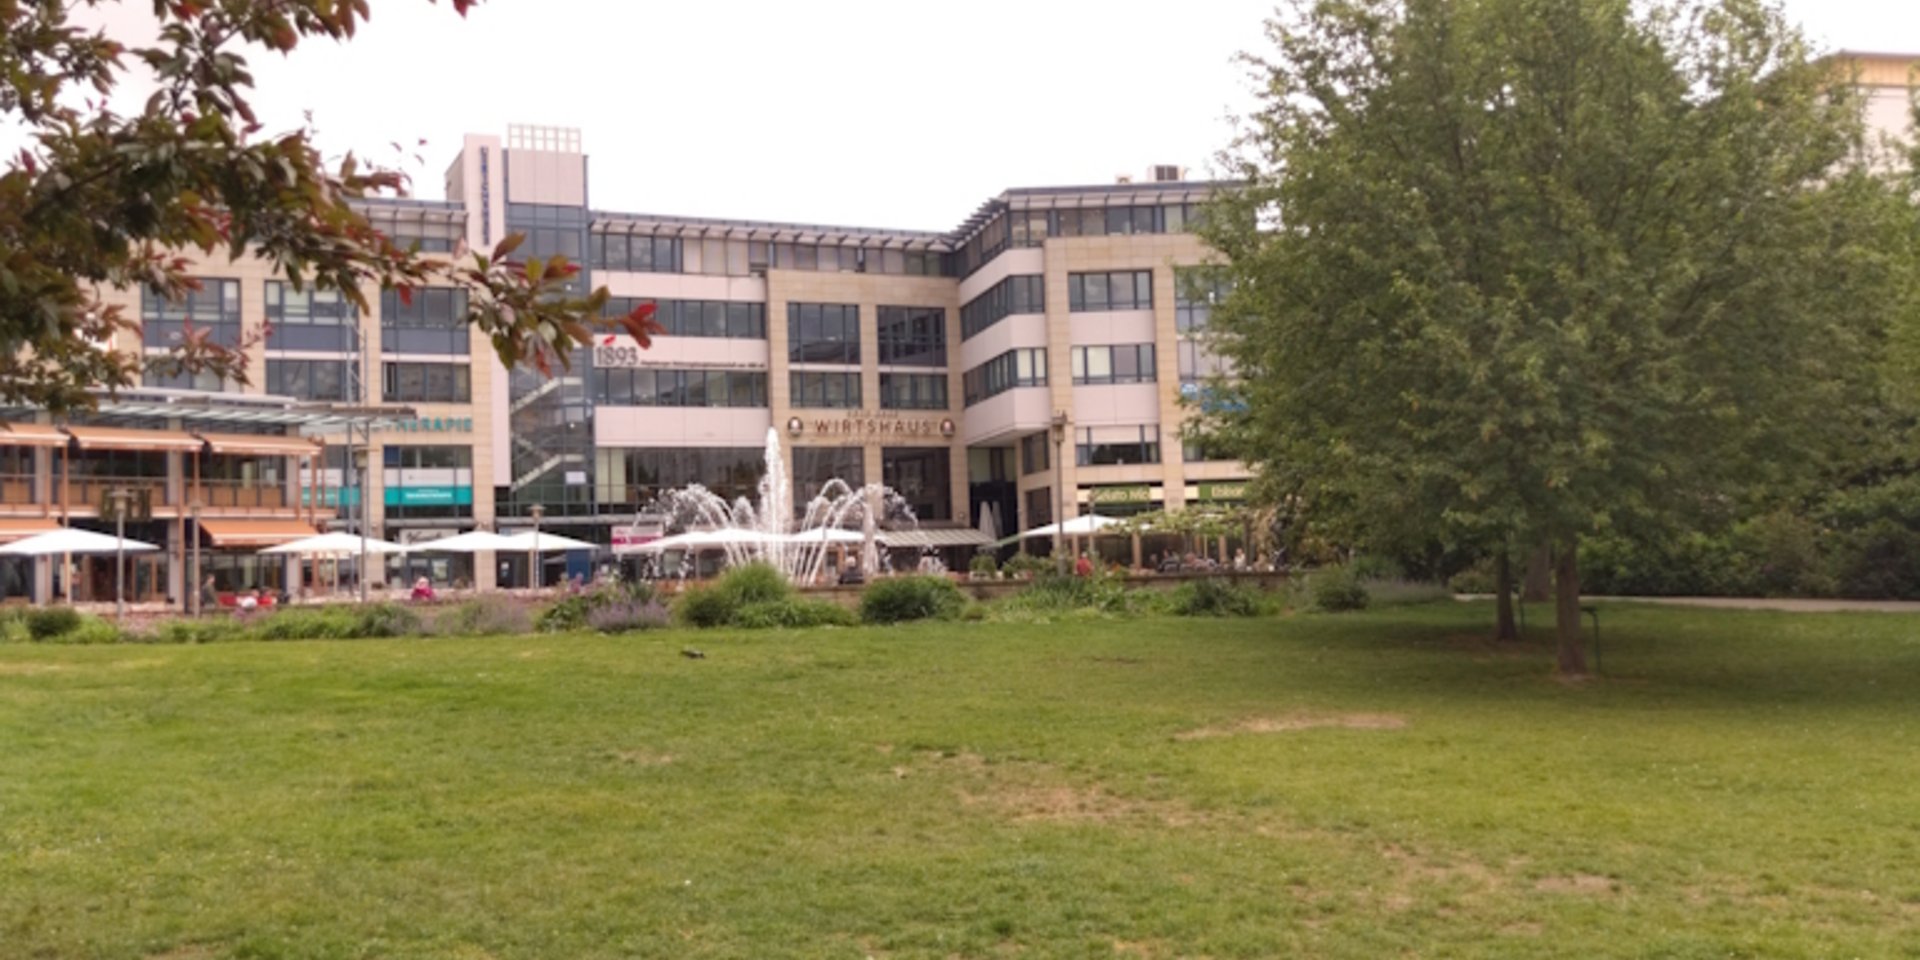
[13, 0, 1920, 232]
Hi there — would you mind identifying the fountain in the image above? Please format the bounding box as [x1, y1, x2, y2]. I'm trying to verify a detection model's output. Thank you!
[640, 427, 919, 584]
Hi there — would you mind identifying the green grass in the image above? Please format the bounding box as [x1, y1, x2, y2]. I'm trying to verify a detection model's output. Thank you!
[4, 602, 1920, 958]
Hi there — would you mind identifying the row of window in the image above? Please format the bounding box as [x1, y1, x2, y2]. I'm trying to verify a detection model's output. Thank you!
[1070, 344, 1157, 385]
[589, 233, 683, 274]
[787, 303, 862, 365]
[876, 306, 947, 367]
[877, 372, 949, 410]
[603, 297, 768, 340]
[1175, 270, 1231, 333]
[382, 362, 471, 404]
[1068, 271, 1154, 312]
[960, 275, 1044, 340]
[952, 202, 1209, 277]
[1078, 426, 1161, 466]
[383, 445, 473, 470]
[593, 369, 771, 408]
[962, 348, 1047, 406]
[789, 370, 862, 409]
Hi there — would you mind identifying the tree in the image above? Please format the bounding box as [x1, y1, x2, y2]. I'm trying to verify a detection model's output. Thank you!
[0, 0, 658, 413]
[1201, 0, 1911, 673]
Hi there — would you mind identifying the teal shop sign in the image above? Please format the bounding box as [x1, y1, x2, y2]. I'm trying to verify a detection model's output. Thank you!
[385, 417, 474, 434]
[303, 488, 361, 507]
[385, 486, 474, 507]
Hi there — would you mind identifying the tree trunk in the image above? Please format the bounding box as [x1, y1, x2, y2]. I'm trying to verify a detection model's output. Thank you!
[1494, 550, 1518, 641]
[1523, 542, 1552, 602]
[1555, 540, 1587, 676]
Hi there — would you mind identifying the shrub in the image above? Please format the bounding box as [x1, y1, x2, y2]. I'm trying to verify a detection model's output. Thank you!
[26, 607, 81, 641]
[969, 553, 999, 577]
[675, 583, 736, 629]
[0, 610, 28, 644]
[718, 562, 789, 605]
[1003, 554, 1051, 578]
[733, 598, 857, 629]
[154, 618, 249, 644]
[63, 616, 125, 645]
[993, 570, 1151, 619]
[861, 575, 966, 624]
[436, 595, 534, 637]
[535, 580, 658, 633]
[254, 604, 422, 641]
[1310, 567, 1370, 612]
[585, 599, 672, 634]
[1168, 577, 1262, 617]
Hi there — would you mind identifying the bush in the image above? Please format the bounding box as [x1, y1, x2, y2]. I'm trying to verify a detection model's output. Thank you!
[734, 598, 857, 629]
[62, 616, 125, 645]
[436, 595, 534, 637]
[861, 575, 966, 624]
[1003, 554, 1051, 578]
[992, 570, 1156, 620]
[717, 562, 789, 605]
[1168, 577, 1262, 617]
[969, 553, 999, 577]
[254, 604, 421, 641]
[585, 599, 671, 634]
[153, 618, 249, 644]
[1310, 567, 1370, 612]
[0, 610, 28, 644]
[535, 580, 658, 633]
[26, 607, 81, 641]
[675, 583, 736, 629]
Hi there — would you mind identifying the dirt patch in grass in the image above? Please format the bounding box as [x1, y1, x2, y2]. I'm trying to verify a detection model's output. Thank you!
[915, 750, 1208, 827]
[1174, 713, 1407, 741]
[611, 750, 674, 766]
[1535, 873, 1619, 895]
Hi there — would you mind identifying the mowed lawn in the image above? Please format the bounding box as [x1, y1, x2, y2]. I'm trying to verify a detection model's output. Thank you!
[4, 603, 1920, 959]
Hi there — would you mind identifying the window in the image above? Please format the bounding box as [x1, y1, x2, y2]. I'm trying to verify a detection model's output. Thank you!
[789, 371, 862, 409]
[382, 362, 471, 403]
[382, 444, 474, 520]
[142, 279, 242, 348]
[388, 233, 455, 253]
[787, 303, 861, 365]
[142, 367, 232, 392]
[1020, 432, 1051, 476]
[266, 360, 354, 402]
[1077, 426, 1161, 466]
[879, 373, 948, 410]
[792, 447, 865, 512]
[596, 447, 765, 509]
[1071, 344, 1157, 385]
[1177, 341, 1230, 383]
[1025, 486, 1053, 529]
[962, 348, 1046, 406]
[1068, 270, 1153, 312]
[593, 369, 767, 408]
[265, 282, 355, 326]
[960, 275, 1044, 339]
[380, 287, 471, 355]
[876, 306, 946, 367]
[603, 298, 766, 340]
[1183, 438, 1235, 463]
[1175, 268, 1231, 333]
[591, 232, 683, 273]
[882, 447, 952, 521]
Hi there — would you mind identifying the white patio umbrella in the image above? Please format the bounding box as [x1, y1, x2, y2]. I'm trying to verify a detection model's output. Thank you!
[787, 527, 866, 545]
[414, 530, 519, 553]
[0, 527, 160, 556]
[260, 532, 410, 556]
[1015, 515, 1126, 540]
[496, 531, 598, 552]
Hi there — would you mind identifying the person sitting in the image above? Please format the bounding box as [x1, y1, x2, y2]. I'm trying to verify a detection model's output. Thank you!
[838, 559, 865, 586]
[235, 589, 259, 616]
[410, 577, 437, 603]
[1074, 553, 1094, 578]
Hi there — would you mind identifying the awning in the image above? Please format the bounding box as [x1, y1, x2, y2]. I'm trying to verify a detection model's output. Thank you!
[198, 518, 320, 548]
[62, 426, 204, 452]
[194, 432, 322, 457]
[0, 422, 67, 447]
[880, 528, 995, 549]
[0, 517, 60, 544]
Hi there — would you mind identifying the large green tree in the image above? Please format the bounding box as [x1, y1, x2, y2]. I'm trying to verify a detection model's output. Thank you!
[0, 0, 658, 412]
[1202, 0, 1913, 673]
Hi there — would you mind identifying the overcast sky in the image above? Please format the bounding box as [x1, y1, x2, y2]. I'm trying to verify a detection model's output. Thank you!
[17, 0, 1920, 232]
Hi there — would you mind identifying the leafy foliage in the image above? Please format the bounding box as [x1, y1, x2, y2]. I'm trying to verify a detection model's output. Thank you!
[1309, 568, 1371, 613]
[969, 553, 999, 577]
[25, 607, 82, 641]
[535, 580, 657, 633]
[435, 595, 534, 637]
[254, 604, 421, 641]
[584, 599, 672, 634]
[0, 0, 661, 412]
[860, 575, 967, 624]
[1166, 578, 1264, 618]
[675, 562, 855, 630]
[1201, 0, 1913, 668]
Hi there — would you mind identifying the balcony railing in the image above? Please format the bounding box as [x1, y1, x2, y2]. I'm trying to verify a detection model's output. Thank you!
[66, 478, 169, 512]
[0, 473, 37, 507]
[191, 481, 290, 511]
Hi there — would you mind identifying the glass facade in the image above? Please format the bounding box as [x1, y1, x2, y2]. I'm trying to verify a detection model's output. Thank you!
[878, 373, 948, 410]
[792, 447, 864, 511]
[789, 370, 862, 409]
[593, 369, 769, 407]
[1077, 426, 1161, 466]
[604, 298, 766, 339]
[962, 348, 1046, 405]
[380, 287, 471, 355]
[267, 359, 355, 402]
[142, 278, 242, 348]
[876, 306, 946, 367]
[882, 447, 951, 521]
[1068, 270, 1154, 312]
[1020, 432, 1051, 475]
[960, 275, 1044, 340]
[787, 303, 861, 364]
[1175, 268, 1231, 333]
[595, 447, 764, 511]
[383, 362, 471, 403]
[1070, 344, 1157, 385]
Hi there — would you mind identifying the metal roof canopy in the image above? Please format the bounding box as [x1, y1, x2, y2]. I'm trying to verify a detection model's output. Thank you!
[3, 390, 415, 434]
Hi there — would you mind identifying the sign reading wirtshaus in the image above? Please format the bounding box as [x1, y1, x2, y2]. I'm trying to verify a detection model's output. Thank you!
[792, 410, 957, 443]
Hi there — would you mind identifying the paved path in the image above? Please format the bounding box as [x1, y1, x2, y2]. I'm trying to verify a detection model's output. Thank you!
[1462, 595, 1920, 614]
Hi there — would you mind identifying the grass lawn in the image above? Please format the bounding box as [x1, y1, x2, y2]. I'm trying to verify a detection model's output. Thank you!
[4, 602, 1920, 959]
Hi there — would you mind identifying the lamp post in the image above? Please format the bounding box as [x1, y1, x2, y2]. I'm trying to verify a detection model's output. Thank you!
[105, 486, 132, 619]
[352, 444, 370, 603]
[1050, 411, 1069, 575]
[189, 500, 203, 616]
[528, 503, 545, 590]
